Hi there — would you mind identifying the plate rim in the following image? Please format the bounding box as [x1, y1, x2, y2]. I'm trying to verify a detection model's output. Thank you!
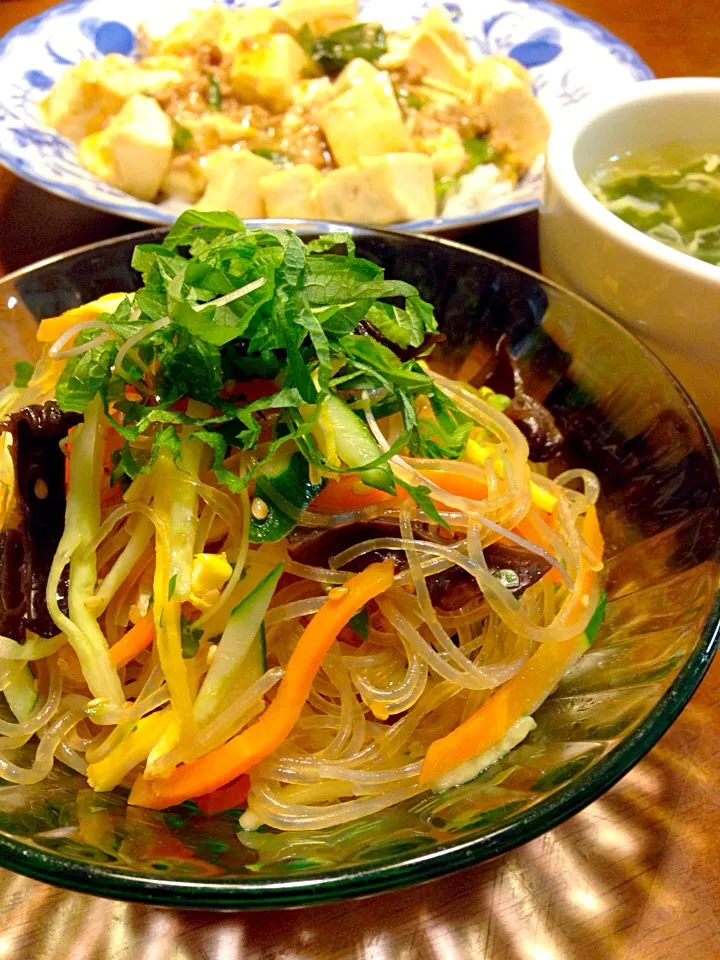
[0, 0, 654, 230]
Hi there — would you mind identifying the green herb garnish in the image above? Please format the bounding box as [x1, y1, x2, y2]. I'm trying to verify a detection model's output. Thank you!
[12, 360, 34, 388]
[348, 608, 370, 641]
[180, 614, 203, 659]
[435, 175, 459, 203]
[55, 209, 472, 540]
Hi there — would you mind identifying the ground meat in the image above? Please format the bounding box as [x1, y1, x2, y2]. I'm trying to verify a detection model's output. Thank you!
[278, 107, 333, 169]
[413, 101, 488, 141]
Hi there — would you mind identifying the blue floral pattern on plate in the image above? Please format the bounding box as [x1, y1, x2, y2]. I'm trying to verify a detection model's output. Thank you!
[0, 0, 653, 232]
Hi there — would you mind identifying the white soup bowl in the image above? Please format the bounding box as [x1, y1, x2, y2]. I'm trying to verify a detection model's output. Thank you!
[540, 78, 720, 435]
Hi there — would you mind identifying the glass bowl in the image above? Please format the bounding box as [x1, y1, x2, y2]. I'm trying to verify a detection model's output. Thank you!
[0, 224, 718, 909]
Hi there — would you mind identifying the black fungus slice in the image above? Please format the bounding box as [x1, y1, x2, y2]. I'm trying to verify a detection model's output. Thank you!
[288, 520, 551, 612]
[480, 335, 564, 462]
[355, 319, 446, 362]
[0, 528, 26, 640]
[2, 402, 81, 639]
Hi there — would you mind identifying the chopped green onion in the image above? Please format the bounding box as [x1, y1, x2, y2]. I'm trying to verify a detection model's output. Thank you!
[207, 74, 222, 111]
[172, 119, 193, 153]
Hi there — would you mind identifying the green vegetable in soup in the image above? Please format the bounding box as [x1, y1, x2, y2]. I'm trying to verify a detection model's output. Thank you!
[587, 148, 720, 266]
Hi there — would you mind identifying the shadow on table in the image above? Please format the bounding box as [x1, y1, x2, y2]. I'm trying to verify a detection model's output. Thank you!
[2, 682, 717, 960]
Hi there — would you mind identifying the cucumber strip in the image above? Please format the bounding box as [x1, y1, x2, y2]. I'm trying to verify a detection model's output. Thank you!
[2, 662, 38, 721]
[47, 394, 124, 706]
[250, 452, 324, 543]
[317, 393, 395, 493]
[194, 564, 282, 726]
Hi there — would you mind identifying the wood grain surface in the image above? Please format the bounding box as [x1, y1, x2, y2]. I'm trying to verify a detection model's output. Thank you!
[0, 2, 718, 958]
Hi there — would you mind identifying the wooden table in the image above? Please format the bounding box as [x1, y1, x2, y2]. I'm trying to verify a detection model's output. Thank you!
[0, 2, 718, 958]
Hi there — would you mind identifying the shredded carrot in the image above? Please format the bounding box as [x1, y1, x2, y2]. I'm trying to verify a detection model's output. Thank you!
[309, 475, 397, 514]
[109, 611, 155, 669]
[36, 293, 127, 343]
[194, 775, 251, 815]
[582, 504, 604, 559]
[419, 507, 605, 786]
[310, 468, 490, 515]
[419, 626, 590, 785]
[129, 560, 395, 810]
[417, 468, 488, 501]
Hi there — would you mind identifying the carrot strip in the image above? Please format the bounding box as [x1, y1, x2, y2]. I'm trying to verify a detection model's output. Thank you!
[582, 504, 604, 559]
[309, 469, 490, 515]
[109, 611, 155, 669]
[36, 293, 127, 343]
[419, 627, 590, 785]
[194, 775, 251, 815]
[129, 560, 395, 810]
[309, 475, 397, 514]
[419, 508, 605, 786]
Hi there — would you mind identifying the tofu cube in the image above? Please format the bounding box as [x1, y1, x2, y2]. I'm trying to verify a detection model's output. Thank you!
[160, 155, 207, 202]
[44, 55, 184, 142]
[152, 6, 228, 55]
[278, 0, 358, 34]
[417, 7, 473, 64]
[406, 30, 471, 91]
[260, 164, 323, 218]
[423, 126, 467, 178]
[470, 56, 533, 96]
[317, 153, 435, 224]
[471, 60, 549, 171]
[217, 7, 287, 56]
[196, 148, 275, 217]
[333, 56, 381, 94]
[292, 76, 334, 108]
[317, 70, 411, 166]
[231, 34, 318, 112]
[78, 94, 173, 201]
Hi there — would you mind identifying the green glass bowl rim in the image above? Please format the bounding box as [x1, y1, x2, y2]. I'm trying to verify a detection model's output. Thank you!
[0, 223, 718, 909]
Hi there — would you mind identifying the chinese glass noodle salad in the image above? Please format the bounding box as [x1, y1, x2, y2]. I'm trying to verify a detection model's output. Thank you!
[0, 212, 605, 831]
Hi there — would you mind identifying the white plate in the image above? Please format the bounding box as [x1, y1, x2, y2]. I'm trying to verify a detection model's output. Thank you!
[0, 0, 652, 231]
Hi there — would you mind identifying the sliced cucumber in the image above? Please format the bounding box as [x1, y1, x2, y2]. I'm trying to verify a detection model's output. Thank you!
[314, 393, 395, 493]
[250, 451, 324, 543]
[2, 663, 38, 721]
[194, 563, 281, 726]
[242, 620, 267, 686]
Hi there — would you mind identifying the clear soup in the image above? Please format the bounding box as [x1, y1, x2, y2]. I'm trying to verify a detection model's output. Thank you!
[586, 146, 720, 267]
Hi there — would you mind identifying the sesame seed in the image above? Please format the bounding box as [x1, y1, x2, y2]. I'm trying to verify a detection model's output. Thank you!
[251, 497, 269, 521]
[33, 478, 49, 500]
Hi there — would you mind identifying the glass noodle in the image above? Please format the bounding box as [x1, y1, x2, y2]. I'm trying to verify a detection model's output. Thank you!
[0, 225, 606, 836]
